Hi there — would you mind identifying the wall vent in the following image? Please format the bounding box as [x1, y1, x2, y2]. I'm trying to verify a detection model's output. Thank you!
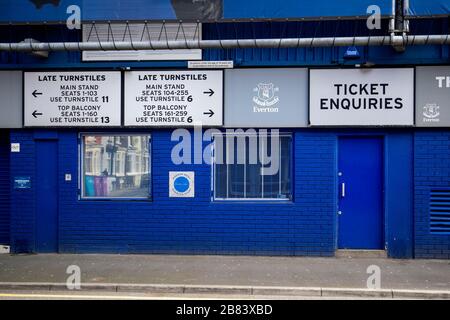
[430, 188, 450, 235]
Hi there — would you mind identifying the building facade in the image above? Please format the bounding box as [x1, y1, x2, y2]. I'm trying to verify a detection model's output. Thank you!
[0, 1, 449, 259]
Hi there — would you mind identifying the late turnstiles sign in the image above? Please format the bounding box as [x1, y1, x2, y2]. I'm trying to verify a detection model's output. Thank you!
[124, 70, 223, 127]
[24, 71, 122, 127]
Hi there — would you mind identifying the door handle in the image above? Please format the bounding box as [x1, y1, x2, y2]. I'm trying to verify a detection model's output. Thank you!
[341, 182, 346, 198]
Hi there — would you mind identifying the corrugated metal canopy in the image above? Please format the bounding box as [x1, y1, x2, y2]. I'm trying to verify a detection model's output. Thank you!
[0, 0, 393, 23]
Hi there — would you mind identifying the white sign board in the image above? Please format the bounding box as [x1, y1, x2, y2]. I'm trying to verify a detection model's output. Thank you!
[416, 66, 450, 127]
[188, 61, 234, 69]
[24, 71, 121, 127]
[169, 172, 195, 198]
[10, 143, 20, 153]
[224, 68, 308, 127]
[125, 70, 223, 127]
[0, 71, 22, 128]
[310, 68, 414, 126]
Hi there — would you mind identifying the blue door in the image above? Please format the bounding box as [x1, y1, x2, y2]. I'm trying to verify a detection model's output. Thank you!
[338, 137, 383, 249]
[35, 140, 58, 253]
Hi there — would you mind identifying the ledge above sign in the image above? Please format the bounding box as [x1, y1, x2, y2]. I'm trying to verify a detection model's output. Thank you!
[224, 68, 309, 128]
[124, 70, 224, 127]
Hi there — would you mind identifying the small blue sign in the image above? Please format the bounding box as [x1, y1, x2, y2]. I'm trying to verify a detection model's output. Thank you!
[344, 46, 361, 60]
[170, 172, 194, 197]
[173, 176, 190, 193]
[14, 176, 31, 189]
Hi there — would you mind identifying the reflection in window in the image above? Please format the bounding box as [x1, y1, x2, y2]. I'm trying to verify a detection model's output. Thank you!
[82, 134, 151, 199]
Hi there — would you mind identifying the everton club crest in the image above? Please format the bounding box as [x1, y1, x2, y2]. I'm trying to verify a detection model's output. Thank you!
[253, 83, 279, 107]
[423, 103, 440, 122]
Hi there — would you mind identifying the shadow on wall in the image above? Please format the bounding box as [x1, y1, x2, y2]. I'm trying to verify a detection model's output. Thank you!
[171, 0, 223, 20]
[29, 0, 223, 20]
[29, 0, 61, 9]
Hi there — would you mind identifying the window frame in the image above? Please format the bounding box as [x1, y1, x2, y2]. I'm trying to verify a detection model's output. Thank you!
[211, 132, 293, 202]
[79, 132, 152, 201]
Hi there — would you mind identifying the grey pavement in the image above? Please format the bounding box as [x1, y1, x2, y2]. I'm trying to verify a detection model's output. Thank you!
[0, 254, 449, 291]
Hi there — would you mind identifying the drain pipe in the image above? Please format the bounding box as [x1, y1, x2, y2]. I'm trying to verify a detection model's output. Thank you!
[391, 0, 408, 52]
[403, 0, 410, 34]
[389, 0, 396, 36]
[1, 35, 450, 52]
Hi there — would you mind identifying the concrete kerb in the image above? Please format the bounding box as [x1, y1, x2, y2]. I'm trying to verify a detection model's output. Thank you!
[0, 282, 52, 291]
[392, 289, 450, 300]
[52, 283, 118, 292]
[117, 284, 185, 294]
[184, 285, 252, 295]
[321, 288, 393, 298]
[0, 282, 449, 299]
[252, 286, 322, 297]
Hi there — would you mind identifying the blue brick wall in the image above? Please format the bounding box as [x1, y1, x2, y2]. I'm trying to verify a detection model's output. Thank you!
[12, 128, 450, 259]
[414, 131, 450, 259]
[10, 130, 36, 252]
[0, 130, 10, 245]
[10, 129, 337, 256]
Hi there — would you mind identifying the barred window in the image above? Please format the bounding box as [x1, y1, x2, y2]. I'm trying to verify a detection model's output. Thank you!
[213, 132, 292, 201]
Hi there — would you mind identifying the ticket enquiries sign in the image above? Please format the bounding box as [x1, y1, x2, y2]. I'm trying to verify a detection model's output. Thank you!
[416, 66, 450, 127]
[310, 69, 414, 126]
[24, 71, 121, 127]
[124, 70, 223, 127]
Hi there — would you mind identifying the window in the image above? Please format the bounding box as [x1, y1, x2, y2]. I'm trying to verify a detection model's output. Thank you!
[81, 134, 151, 199]
[213, 132, 292, 201]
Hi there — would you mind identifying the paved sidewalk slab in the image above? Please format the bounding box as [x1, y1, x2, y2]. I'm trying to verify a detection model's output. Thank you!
[0, 254, 448, 291]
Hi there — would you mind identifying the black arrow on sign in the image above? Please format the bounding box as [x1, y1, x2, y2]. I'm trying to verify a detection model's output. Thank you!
[203, 89, 215, 97]
[32, 90, 43, 98]
[203, 109, 214, 117]
[32, 110, 43, 118]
